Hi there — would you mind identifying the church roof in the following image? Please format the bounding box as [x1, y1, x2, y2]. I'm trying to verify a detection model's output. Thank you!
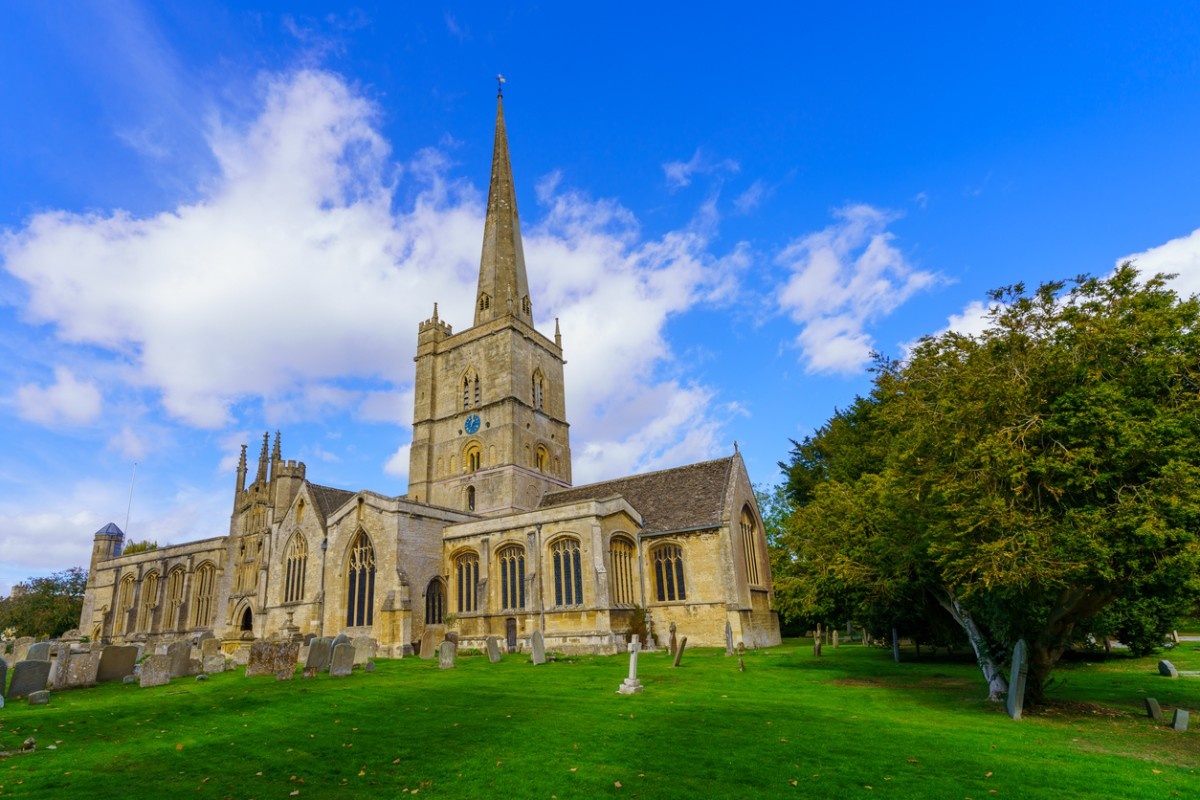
[541, 456, 736, 534]
[307, 483, 357, 520]
[94, 522, 124, 536]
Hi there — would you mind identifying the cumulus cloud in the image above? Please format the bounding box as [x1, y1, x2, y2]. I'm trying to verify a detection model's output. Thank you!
[776, 204, 940, 374]
[1122, 228, 1200, 297]
[15, 367, 103, 426]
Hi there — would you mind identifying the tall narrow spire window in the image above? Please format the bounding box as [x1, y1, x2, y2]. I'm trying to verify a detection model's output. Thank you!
[532, 370, 545, 411]
[345, 531, 376, 627]
[740, 506, 761, 586]
[166, 568, 185, 630]
[284, 532, 308, 603]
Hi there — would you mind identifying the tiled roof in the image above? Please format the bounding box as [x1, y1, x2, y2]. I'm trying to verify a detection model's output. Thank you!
[307, 483, 356, 520]
[541, 456, 734, 533]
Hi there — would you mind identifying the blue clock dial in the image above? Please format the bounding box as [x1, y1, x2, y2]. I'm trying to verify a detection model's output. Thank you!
[464, 414, 481, 434]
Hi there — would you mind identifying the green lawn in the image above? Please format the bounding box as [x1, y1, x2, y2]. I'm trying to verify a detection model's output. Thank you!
[2, 640, 1197, 799]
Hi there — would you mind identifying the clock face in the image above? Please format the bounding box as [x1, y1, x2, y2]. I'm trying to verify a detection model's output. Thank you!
[464, 414, 481, 434]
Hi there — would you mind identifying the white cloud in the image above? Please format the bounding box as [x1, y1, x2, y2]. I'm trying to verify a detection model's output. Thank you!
[1122, 228, 1200, 297]
[733, 180, 769, 215]
[776, 204, 940, 374]
[662, 148, 740, 191]
[15, 366, 103, 426]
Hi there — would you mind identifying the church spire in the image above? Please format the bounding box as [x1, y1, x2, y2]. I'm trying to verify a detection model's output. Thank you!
[474, 82, 532, 328]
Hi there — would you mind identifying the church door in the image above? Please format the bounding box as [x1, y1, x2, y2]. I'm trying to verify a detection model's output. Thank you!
[505, 618, 517, 653]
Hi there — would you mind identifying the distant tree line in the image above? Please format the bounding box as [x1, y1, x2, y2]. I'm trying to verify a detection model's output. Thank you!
[0, 567, 88, 640]
[769, 266, 1200, 705]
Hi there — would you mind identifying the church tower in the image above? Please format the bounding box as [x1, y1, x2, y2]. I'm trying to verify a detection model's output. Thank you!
[407, 88, 572, 515]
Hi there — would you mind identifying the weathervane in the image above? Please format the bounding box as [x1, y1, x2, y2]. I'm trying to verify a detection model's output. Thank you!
[497, 73, 506, 98]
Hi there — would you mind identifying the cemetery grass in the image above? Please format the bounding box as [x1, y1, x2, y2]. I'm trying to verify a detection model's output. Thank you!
[2, 641, 1197, 799]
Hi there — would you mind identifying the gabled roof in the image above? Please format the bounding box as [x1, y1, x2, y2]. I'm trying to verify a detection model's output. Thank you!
[540, 456, 736, 534]
[307, 483, 357, 521]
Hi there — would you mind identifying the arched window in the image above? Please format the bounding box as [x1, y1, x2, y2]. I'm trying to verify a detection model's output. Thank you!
[346, 530, 376, 627]
[425, 578, 445, 624]
[456, 551, 480, 613]
[467, 485, 476, 512]
[462, 369, 481, 409]
[536, 445, 549, 473]
[740, 506, 761, 586]
[610, 536, 636, 606]
[192, 562, 216, 627]
[551, 538, 583, 607]
[464, 443, 482, 473]
[479, 293, 491, 311]
[115, 575, 136, 635]
[284, 532, 308, 603]
[166, 567, 185, 630]
[138, 571, 160, 632]
[498, 545, 526, 610]
[653, 544, 687, 602]
[532, 370, 545, 410]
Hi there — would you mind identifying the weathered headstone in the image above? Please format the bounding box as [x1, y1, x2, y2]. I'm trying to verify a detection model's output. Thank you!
[1007, 639, 1029, 720]
[306, 637, 333, 673]
[27, 690, 50, 706]
[61, 650, 100, 688]
[485, 636, 502, 663]
[331, 632, 351, 649]
[617, 639, 644, 694]
[330, 643, 355, 677]
[1171, 708, 1190, 732]
[672, 636, 688, 667]
[438, 640, 457, 669]
[12, 636, 34, 663]
[166, 640, 192, 678]
[245, 641, 300, 679]
[531, 630, 546, 665]
[725, 621, 734, 656]
[97, 645, 139, 683]
[202, 655, 227, 674]
[200, 638, 221, 658]
[7, 661, 51, 699]
[418, 630, 437, 660]
[1144, 697, 1163, 721]
[1159, 660, 1179, 678]
[138, 654, 171, 688]
[668, 622, 678, 656]
[26, 642, 51, 662]
[833, 630, 840, 648]
[229, 646, 251, 666]
[351, 636, 375, 665]
[813, 639, 822, 657]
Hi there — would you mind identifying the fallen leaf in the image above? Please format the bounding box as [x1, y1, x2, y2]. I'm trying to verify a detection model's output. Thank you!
[1153, 769, 1163, 775]
[570, 768, 577, 772]
[907, 758, 919, 764]
[176, 744, 184, 751]
[985, 772, 993, 778]
[290, 792, 299, 797]
[393, 759, 401, 764]
[790, 779, 798, 786]
[779, 738, 789, 743]
[615, 781, 622, 788]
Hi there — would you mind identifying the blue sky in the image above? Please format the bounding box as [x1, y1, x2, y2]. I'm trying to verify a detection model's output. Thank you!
[3, 2, 1200, 596]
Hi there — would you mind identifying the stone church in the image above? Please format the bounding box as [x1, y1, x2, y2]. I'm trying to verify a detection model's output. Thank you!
[78, 93, 781, 656]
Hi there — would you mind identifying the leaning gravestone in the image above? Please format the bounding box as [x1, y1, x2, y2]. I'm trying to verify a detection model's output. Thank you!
[26, 642, 51, 662]
[1007, 639, 1029, 720]
[97, 645, 139, 683]
[27, 690, 50, 706]
[7, 661, 51, 699]
[438, 640, 457, 670]
[1144, 697, 1164, 721]
[668, 622, 678, 656]
[1172, 709, 1190, 732]
[531, 630, 546, 665]
[418, 630, 437, 660]
[306, 637, 333, 674]
[1159, 660, 1179, 678]
[138, 654, 171, 688]
[673, 636, 688, 667]
[61, 650, 100, 689]
[166, 640, 192, 678]
[245, 641, 300, 680]
[351, 636, 375, 665]
[329, 643, 355, 677]
[725, 621, 734, 656]
[485, 636, 502, 664]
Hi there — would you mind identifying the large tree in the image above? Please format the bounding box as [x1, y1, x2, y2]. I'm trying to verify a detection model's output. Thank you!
[781, 266, 1200, 704]
[0, 567, 89, 639]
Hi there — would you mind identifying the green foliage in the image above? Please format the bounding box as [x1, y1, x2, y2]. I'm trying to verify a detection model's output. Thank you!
[778, 266, 1200, 703]
[121, 540, 158, 554]
[0, 566, 88, 638]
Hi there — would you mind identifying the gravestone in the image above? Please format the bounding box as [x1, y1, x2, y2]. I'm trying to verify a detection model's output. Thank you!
[166, 640, 192, 678]
[418, 630, 437, 660]
[672, 636, 688, 667]
[331, 632, 351, 650]
[7, 661, 51, 699]
[1171, 709, 1190, 732]
[351, 636, 375, 665]
[200, 638, 221, 659]
[0, 660, 7, 693]
[833, 630, 839, 648]
[1159, 660, 1179, 678]
[725, 621, 734, 656]
[97, 645, 139, 683]
[531, 630, 546, 665]
[617, 639, 644, 694]
[438, 640, 457, 669]
[330, 643, 355, 677]
[27, 690, 50, 706]
[668, 622, 678, 656]
[1007, 639, 1029, 720]
[485, 636, 502, 663]
[12, 636, 34, 663]
[26, 642, 51, 662]
[202, 655, 227, 674]
[62, 650, 100, 688]
[304, 632, 317, 645]
[229, 646, 251, 666]
[1144, 697, 1163, 721]
[364, 660, 376, 673]
[305, 637, 333, 673]
[138, 654, 171, 688]
[245, 641, 300, 679]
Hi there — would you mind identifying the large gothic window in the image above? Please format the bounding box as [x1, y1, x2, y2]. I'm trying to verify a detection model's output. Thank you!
[610, 536, 636, 606]
[192, 562, 216, 627]
[345, 530, 376, 627]
[551, 538, 583, 607]
[653, 544, 687, 602]
[284, 532, 308, 603]
[740, 506, 761, 586]
[456, 552, 480, 613]
[498, 545, 526, 610]
[425, 578, 445, 625]
[115, 575, 136, 635]
[138, 571, 160, 632]
[166, 567, 185, 630]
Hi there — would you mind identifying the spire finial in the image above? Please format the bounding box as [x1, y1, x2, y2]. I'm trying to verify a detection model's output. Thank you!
[496, 74, 505, 98]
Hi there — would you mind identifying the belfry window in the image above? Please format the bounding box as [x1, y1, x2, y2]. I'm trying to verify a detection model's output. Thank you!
[345, 530, 376, 627]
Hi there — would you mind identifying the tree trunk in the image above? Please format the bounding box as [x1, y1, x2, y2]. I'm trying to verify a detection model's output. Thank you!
[936, 592, 1008, 702]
